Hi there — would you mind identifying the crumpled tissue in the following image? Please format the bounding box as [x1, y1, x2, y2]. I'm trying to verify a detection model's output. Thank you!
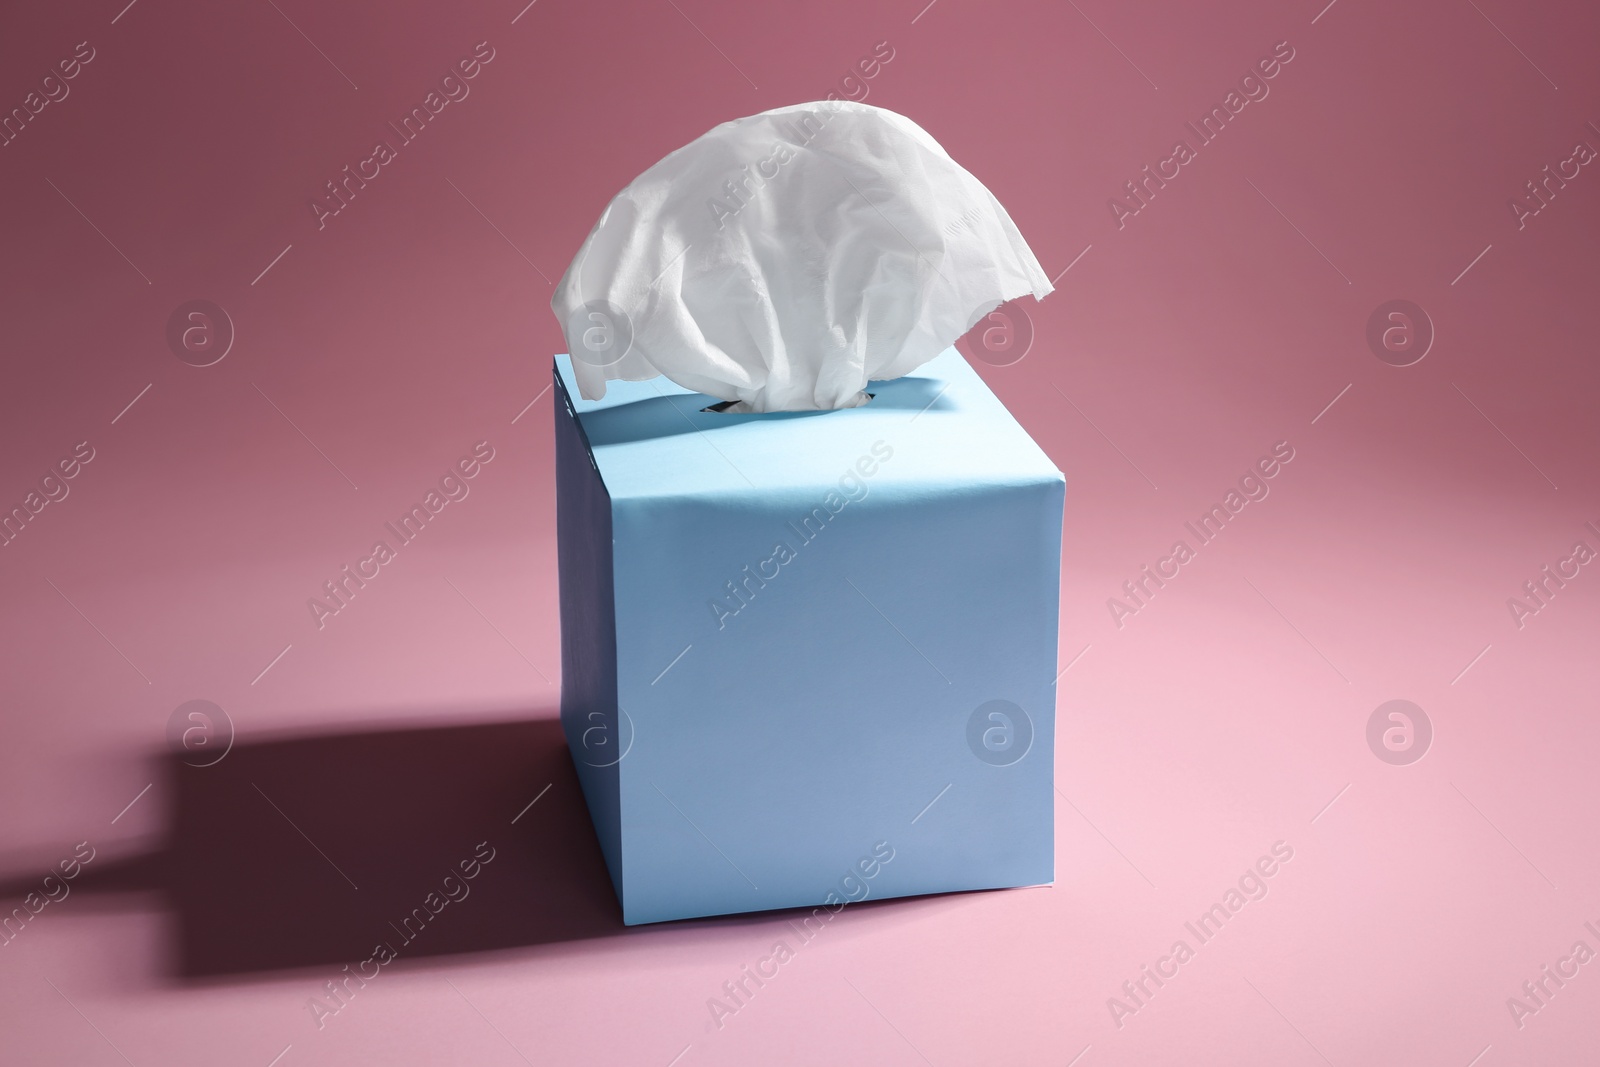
[553, 100, 1052, 413]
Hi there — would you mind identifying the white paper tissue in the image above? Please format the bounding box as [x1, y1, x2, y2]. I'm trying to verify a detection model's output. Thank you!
[552, 100, 1053, 413]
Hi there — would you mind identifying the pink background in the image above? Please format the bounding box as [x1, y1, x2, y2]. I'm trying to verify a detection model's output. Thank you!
[2, 0, 1598, 1063]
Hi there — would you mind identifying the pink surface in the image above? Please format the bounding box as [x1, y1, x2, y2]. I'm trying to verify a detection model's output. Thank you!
[2, 0, 1597, 1064]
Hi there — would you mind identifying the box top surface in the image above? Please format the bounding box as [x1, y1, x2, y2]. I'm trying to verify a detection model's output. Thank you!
[554, 348, 1062, 502]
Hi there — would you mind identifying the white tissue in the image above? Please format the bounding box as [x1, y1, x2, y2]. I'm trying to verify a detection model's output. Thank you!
[552, 100, 1053, 413]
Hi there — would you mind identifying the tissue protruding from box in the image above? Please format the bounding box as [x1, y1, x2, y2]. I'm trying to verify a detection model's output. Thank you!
[553, 100, 1053, 413]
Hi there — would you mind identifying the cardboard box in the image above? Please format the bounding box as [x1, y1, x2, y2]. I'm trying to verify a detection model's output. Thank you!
[554, 348, 1063, 924]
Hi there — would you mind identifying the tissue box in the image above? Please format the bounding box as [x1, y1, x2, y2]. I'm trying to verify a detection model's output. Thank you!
[554, 348, 1063, 925]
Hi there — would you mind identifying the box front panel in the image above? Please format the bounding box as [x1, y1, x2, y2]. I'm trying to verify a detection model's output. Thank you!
[611, 475, 1061, 924]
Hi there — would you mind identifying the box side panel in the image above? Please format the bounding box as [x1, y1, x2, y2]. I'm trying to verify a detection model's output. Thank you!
[553, 365, 624, 902]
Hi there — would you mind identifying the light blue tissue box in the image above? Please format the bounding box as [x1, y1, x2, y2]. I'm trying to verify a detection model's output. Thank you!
[553, 348, 1064, 925]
